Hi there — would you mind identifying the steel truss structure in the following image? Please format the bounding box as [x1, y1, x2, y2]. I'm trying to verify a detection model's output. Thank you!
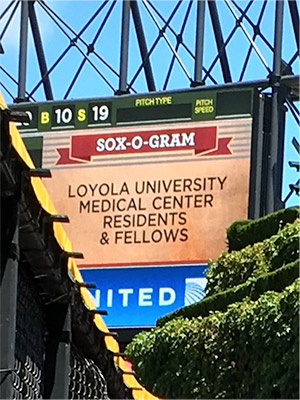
[0, 0, 299, 213]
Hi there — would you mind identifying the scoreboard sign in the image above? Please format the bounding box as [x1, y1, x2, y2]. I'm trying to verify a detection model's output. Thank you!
[11, 88, 256, 326]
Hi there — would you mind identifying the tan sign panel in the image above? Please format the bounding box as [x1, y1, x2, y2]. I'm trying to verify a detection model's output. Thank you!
[42, 118, 252, 267]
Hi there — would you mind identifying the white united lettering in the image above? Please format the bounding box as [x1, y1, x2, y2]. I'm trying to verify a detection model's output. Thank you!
[118, 288, 134, 306]
[159, 287, 176, 306]
[96, 132, 195, 153]
[90, 287, 176, 308]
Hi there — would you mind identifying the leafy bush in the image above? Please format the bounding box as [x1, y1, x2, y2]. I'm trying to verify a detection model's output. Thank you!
[126, 210, 300, 398]
[226, 207, 299, 251]
[126, 279, 299, 399]
[205, 219, 299, 296]
[157, 259, 299, 327]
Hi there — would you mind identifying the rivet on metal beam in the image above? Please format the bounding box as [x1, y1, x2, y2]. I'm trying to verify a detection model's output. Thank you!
[28, 168, 52, 178]
[49, 214, 70, 223]
[103, 331, 118, 338]
[89, 309, 108, 316]
[76, 282, 96, 289]
[6, 109, 30, 123]
[65, 251, 84, 259]
[45, 293, 69, 306]
[33, 274, 48, 280]
[114, 352, 126, 357]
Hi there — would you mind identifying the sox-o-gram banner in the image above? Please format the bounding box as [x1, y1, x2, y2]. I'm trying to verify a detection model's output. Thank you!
[41, 118, 252, 268]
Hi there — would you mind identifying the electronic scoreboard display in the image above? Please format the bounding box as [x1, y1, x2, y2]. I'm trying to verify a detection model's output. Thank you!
[11, 88, 256, 328]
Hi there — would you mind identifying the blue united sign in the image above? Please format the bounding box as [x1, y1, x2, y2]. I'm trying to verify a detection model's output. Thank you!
[80, 265, 207, 328]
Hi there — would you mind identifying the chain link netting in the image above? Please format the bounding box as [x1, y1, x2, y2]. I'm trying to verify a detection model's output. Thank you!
[69, 346, 109, 400]
[10, 267, 111, 399]
[13, 267, 45, 399]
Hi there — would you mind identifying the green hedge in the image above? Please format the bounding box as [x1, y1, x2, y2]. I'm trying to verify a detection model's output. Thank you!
[126, 279, 299, 399]
[157, 259, 299, 327]
[226, 207, 299, 251]
[205, 219, 299, 296]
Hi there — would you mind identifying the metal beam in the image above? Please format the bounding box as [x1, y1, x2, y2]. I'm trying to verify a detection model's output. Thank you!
[28, 1, 53, 100]
[207, 0, 232, 83]
[44, 304, 71, 399]
[130, 0, 155, 92]
[193, 0, 205, 86]
[288, 0, 299, 50]
[0, 211, 19, 399]
[248, 93, 265, 219]
[266, 0, 284, 214]
[17, 0, 29, 102]
[118, 0, 131, 94]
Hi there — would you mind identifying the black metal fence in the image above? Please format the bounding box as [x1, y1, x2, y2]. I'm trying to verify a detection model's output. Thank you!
[69, 346, 108, 400]
[13, 266, 46, 399]
[1, 260, 117, 399]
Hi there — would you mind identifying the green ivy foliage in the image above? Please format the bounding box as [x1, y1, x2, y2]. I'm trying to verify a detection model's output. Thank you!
[126, 210, 299, 398]
[226, 207, 299, 251]
[157, 259, 299, 327]
[205, 219, 299, 296]
[125, 279, 299, 399]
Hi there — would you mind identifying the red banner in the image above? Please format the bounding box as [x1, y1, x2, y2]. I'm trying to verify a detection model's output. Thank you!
[56, 126, 231, 165]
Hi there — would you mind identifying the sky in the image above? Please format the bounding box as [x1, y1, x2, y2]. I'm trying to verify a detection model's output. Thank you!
[0, 0, 299, 207]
